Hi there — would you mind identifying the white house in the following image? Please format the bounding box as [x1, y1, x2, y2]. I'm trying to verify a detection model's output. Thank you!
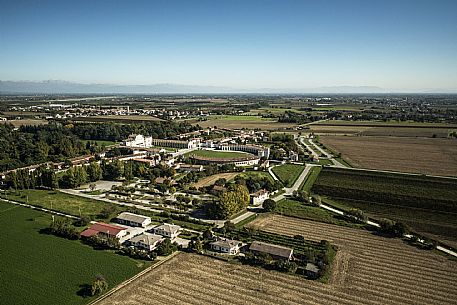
[128, 233, 163, 251]
[250, 189, 269, 206]
[210, 238, 242, 255]
[115, 212, 152, 228]
[153, 223, 182, 240]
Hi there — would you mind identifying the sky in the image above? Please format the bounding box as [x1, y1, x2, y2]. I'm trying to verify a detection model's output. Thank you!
[1, 0, 457, 92]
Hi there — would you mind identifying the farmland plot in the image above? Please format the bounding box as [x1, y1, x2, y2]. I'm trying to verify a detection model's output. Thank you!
[248, 215, 457, 305]
[319, 135, 457, 176]
[98, 252, 386, 305]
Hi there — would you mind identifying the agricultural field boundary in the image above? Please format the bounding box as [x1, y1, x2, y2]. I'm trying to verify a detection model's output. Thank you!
[88, 251, 181, 305]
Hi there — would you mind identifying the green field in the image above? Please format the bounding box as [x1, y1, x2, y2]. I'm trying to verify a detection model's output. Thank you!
[312, 168, 457, 246]
[0, 189, 122, 219]
[275, 199, 364, 228]
[299, 166, 322, 192]
[271, 163, 305, 187]
[237, 170, 275, 183]
[80, 139, 116, 147]
[0, 201, 146, 305]
[187, 149, 251, 159]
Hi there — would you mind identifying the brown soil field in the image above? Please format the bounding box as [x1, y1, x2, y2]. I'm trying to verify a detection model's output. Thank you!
[309, 125, 373, 135]
[248, 215, 457, 305]
[319, 136, 457, 176]
[309, 125, 454, 138]
[196, 119, 297, 130]
[191, 172, 238, 188]
[97, 216, 457, 305]
[360, 127, 455, 138]
[1, 119, 48, 127]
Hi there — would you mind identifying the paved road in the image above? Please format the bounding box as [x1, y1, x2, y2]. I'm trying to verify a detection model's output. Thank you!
[299, 137, 320, 160]
[273, 163, 320, 202]
[308, 138, 346, 168]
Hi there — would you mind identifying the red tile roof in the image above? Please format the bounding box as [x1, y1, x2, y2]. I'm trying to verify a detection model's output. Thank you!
[81, 222, 126, 237]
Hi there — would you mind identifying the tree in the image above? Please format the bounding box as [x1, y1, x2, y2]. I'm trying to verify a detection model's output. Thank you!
[91, 275, 108, 296]
[263, 199, 276, 212]
[345, 208, 367, 223]
[156, 238, 178, 256]
[87, 162, 102, 182]
[208, 184, 250, 219]
[194, 237, 203, 253]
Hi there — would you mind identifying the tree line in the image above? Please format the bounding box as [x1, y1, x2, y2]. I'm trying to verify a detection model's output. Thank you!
[0, 120, 199, 172]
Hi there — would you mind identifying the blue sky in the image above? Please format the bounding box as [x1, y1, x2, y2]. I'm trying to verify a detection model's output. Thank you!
[1, 0, 456, 91]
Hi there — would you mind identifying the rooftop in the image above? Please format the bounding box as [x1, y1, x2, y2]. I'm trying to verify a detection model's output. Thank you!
[116, 212, 151, 224]
[129, 233, 163, 246]
[80, 222, 127, 237]
[249, 241, 293, 259]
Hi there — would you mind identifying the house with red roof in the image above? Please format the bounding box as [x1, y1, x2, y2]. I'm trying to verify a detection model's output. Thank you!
[80, 222, 128, 239]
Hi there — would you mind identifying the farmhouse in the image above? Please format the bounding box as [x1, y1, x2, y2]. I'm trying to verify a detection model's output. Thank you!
[250, 189, 269, 205]
[305, 262, 320, 279]
[80, 222, 128, 239]
[249, 241, 294, 261]
[115, 212, 152, 228]
[153, 223, 182, 240]
[128, 233, 163, 251]
[176, 163, 204, 172]
[209, 238, 242, 255]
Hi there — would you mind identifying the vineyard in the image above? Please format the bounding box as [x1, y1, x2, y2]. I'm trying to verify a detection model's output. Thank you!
[248, 215, 457, 305]
[312, 168, 457, 245]
[312, 168, 457, 212]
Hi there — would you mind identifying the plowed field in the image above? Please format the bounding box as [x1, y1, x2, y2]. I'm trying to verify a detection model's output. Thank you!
[96, 215, 457, 305]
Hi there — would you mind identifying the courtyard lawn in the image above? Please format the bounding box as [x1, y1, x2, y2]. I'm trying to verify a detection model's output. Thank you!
[80, 139, 116, 147]
[0, 189, 122, 219]
[0, 201, 147, 305]
[271, 163, 305, 187]
[237, 170, 275, 183]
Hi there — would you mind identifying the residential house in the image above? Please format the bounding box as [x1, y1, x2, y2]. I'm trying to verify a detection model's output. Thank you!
[305, 262, 320, 279]
[250, 189, 269, 206]
[128, 233, 163, 251]
[115, 212, 152, 228]
[153, 223, 182, 240]
[210, 238, 242, 255]
[249, 241, 294, 261]
[80, 222, 128, 239]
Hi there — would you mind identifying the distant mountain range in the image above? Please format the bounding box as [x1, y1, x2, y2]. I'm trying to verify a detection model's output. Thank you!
[0, 80, 455, 94]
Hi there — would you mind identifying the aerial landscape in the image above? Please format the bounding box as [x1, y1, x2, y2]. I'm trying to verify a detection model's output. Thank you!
[1, 1, 456, 305]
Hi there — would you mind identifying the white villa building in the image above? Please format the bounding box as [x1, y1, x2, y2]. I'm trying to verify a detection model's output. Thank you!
[153, 223, 182, 240]
[250, 189, 269, 205]
[210, 238, 243, 255]
[115, 212, 152, 228]
[128, 233, 163, 251]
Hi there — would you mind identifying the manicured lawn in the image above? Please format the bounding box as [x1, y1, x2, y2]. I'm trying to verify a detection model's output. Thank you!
[186, 149, 251, 159]
[275, 199, 363, 228]
[300, 166, 322, 192]
[0, 189, 121, 219]
[271, 164, 305, 187]
[80, 139, 116, 146]
[0, 201, 147, 305]
[237, 170, 275, 183]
